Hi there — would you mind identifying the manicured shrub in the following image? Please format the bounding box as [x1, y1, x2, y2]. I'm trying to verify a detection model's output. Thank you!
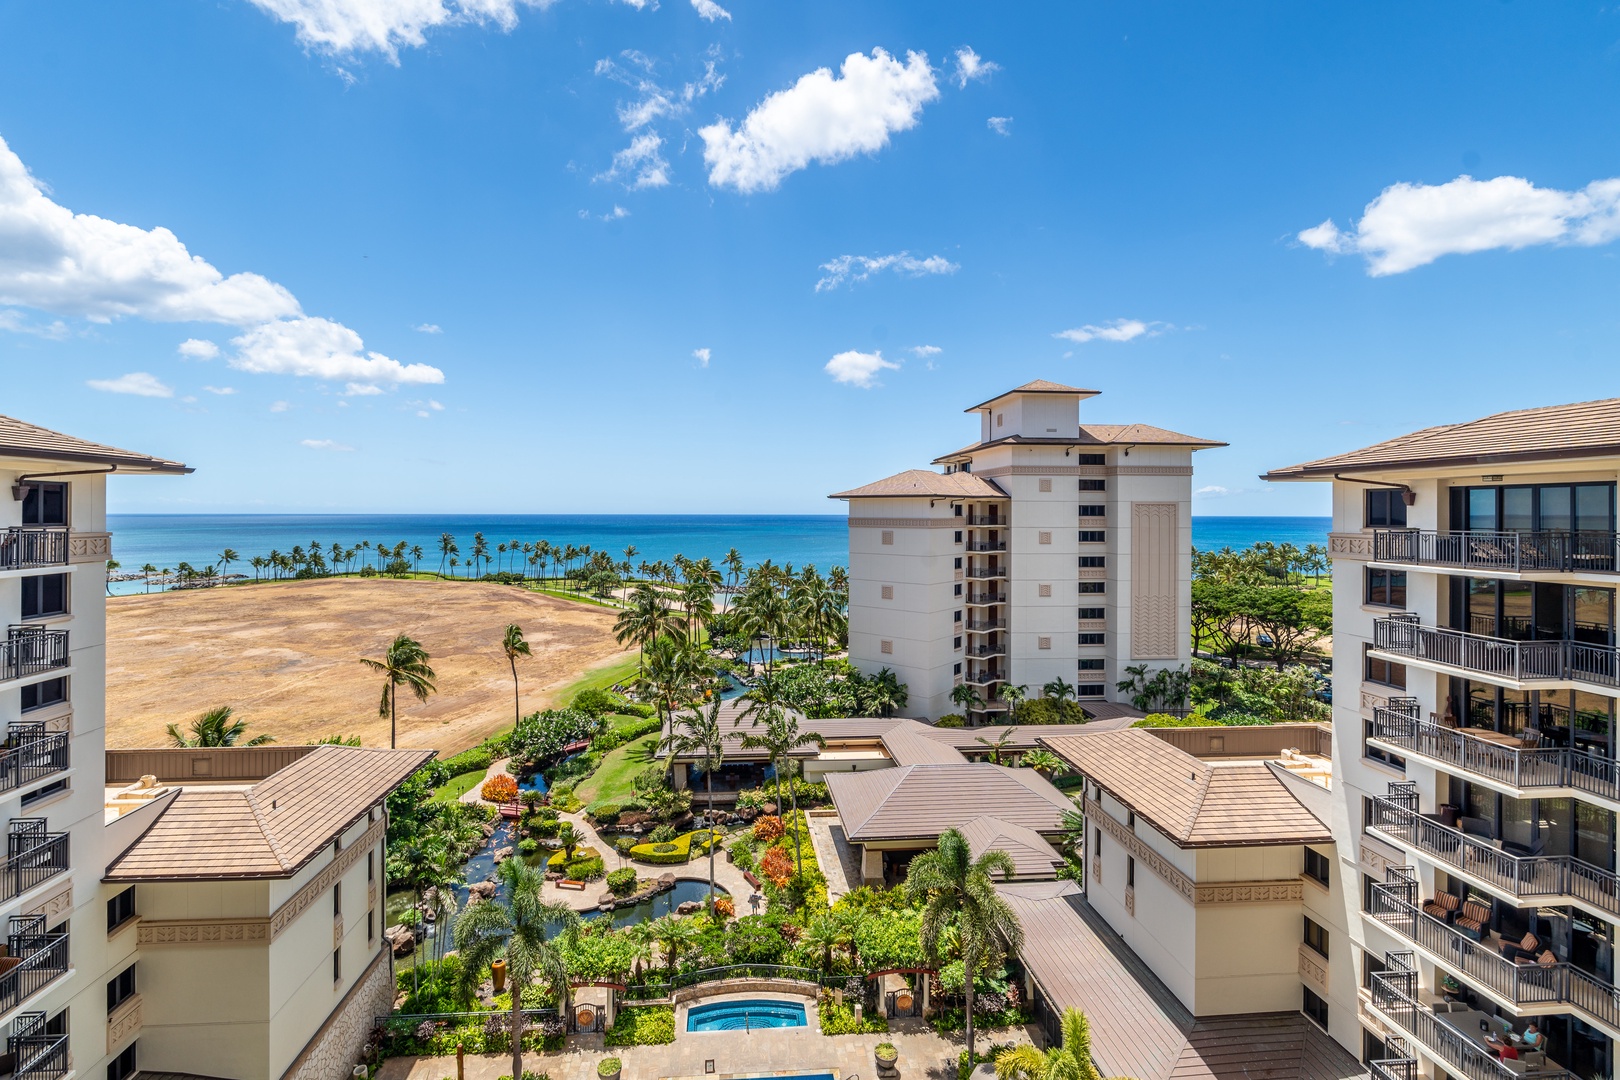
[518, 838, 540, 855]
[647, 823, 678, 844]
[935, 714, 966, 728]
[629, 829, 723, 865]
[727, 839, 756, 872]
[481, 774, 518, 803]
[603, 1006, 675, 1047]
[573, 687, 621, 718]
[588, 802, 622, 823]
[606, 867, 638, 896]
[752, 815, 784, 843]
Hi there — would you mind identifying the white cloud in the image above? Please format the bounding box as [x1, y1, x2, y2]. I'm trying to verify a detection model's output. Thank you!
[700, 48, 940, 194]
[951, 46, 998, 88]
[229, 317, 445, 387]
[427, 399, 445, 411]
[825, 349, 898, 388]
[1194, 485, 1230, 497]
[269, 400, 290, 413]
[413, 323, 442, 334]
[417, 410, 430, 418]
[0, 310, 69, 340]
[1299, 174, 1620, 275]
[580, 205, 631, 221]
[594, 52, 724, 188]
[86, 371, 173, 398]
[243, 0, 562, 61]
[0, 136, 298, 325]
[816, 251, 959, 291]
[1054, 319, 1166, 344]
[343, 382, 384, 396]
[908, 344, 942, 357]
[596, 133, 670, 189]
[986, 116, 1012, 136]
[178, 338, 220, 359]
[202, 385, 236, 395]
[690, 0, 730, 19]
[692, 347, 711, 367]
[300, 438, 355, 452]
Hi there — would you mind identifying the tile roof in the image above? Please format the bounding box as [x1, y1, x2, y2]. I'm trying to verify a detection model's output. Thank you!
[997, 882, 1362, 1080]
[1038, 730, 1330, 847]
[105, 745, 432, 881]
[826, 763, 1073, 841]
[875, 720, 971, 765]
[0, 415, 191, 473]
[664, 705, 903, 761]
[965, 380, 1101, 411]
[921, 722, 1106, 754]
[1263, 397, 1620, 479]
[932, 424, 1226, 462]
[828, 469, 1009, 500]
[957, 815, 1064, 879]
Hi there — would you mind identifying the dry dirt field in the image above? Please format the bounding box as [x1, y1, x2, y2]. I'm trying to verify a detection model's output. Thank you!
[105, 579, 625, 753]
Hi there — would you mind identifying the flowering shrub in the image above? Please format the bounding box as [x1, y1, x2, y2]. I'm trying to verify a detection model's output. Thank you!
[752, 815, 784, 843]
[481, 774, 519, 803]
[759, 846, 793, 887]
[714, 896, 735, 918]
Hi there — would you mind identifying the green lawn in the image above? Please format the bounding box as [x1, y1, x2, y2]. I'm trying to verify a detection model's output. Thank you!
[573, 733, 659, 806]
[429, 769, 486, 804]
[552, 652, 640, 705]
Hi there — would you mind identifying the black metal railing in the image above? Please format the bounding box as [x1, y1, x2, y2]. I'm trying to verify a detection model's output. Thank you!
[1367, 1058, 1417, 1080]
[0, 531, 68, 572]
[965, 542, 1007, 552]
[0, 824, 68, 904]
[965, 593, 1007, 605]
[1373, 529, 1619, 575]
[0, 629, 68, 684]
[965, 619, 1006, 631]
[1367, 792, 1620, 918]
[966, 670, 1006, 685]
[8, 1012, 69, 1080]
[0, 919, 68, 1016]
[965, 645, 1005, 657]
[0, 726, 69, 796]
[1365, 867, 1620, 1029]
[966, 516, 1005, 526]
[1373, 615, 1619, 689]
[1370, 702, 1620, 802]
[1367, 953, 1573, 1080]
[964, 567, 1008, 579]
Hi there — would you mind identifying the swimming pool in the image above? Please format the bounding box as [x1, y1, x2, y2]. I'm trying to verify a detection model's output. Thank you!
[685, 999, 808, 1031]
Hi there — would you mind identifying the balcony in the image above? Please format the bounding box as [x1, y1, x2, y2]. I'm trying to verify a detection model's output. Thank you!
[965, 619, 1007, 632]
[0, 532, 67, 573]
[6, 1012, 68, 1080]
[1369, 700, 1620, 803]
[1368, 789, 1620, 920]
[964, 566, 1009, 580]
[966, 669, 1006, 687]
[1367, 953, 1574, 1080]
[966, 515, 1006, 526]
[0, 631, 67, 686]
[965, 593, 1007, 607]
[965, 541, 1007, 553]
[0, 919, 68, 1018]
[965, 644, 1006, 658]
[0, 824, 68, 905]
[1373, 528, 1619, 576]
[0, 726, 69, 798]
[1372, 615, 1619, 690]
[1366, 868, 1620, 1030]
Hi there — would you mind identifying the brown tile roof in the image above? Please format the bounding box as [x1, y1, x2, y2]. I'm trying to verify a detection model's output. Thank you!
[997, 882, 1361, 1080]
[105, 745, 432, 881]
[664, 705, 901, 761]
[826, 763, 1073, 841]
[965, 380, 1101, 412]
[957, 815, 1063, 879]
[1039, 730, 1330, 847]
[876, 720, 970, 765]
[932, 424, 1226, 462]
[828, 469, 1008, 500]
[0, 415, 191, 473]
[1263, 397, 1620, 480]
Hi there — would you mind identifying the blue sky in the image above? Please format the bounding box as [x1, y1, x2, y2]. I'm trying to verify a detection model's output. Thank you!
[2, 2, 1619, 515]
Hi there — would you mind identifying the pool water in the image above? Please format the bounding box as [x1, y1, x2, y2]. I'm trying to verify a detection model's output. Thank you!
[685, 999, 808, 1031]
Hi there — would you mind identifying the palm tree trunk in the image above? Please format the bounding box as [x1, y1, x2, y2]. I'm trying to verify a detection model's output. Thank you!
[706, 772, 717, 907]
[511, 656, 521, 726]
[390, 681, 398, 750]
[511, 987, 524, 1080]
[790, 784, 801, 876]
[965, 976, 976, 1061]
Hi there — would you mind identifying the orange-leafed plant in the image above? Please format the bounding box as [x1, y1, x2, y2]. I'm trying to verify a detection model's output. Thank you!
[481, 774, 519, 803]
[752, 815, 784, 843]
[713, 896, 735, 918]
[759, 846, 793, 888]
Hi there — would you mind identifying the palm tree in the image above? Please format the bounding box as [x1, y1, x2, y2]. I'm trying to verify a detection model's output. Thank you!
[740, 702, 825, 877]
[974, 727, 1015, 765]
[411, 545, 424, 574]
[800, 911, 852, 975]
[502, 624, 532, 727]
[649, 913, 698, 978]
[723, 548, 744, 595]
[141, 563, 158, 593]
[437, 532, 456, 577]
[907, 828, 1023, 1060]
[1042, 678, 1076, 703]
[614, 584, 680, 676]
[661, 698, 727, 907]
[638, 631, 704, 741]
[950, 683, 984, 720]
[994, 1008, 1101, 1080]
[454, 857, 580, 1080]
[217, 548, 239, 579]
[556, 822, 583, 861]
[1020, 749, 1065, 777]
[360, 634, 438, 749]
[166, 705, 273, 747]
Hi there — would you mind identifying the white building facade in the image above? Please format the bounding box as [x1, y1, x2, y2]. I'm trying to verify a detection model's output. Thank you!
[832, 380, 1223, 723]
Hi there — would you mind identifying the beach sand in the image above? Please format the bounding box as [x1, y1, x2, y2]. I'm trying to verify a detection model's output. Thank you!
[105, 578, 626, 754]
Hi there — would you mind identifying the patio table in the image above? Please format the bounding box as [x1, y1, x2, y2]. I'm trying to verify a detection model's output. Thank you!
[1462, 728, 1523, 749]
[1439, 1008, 1525, 1056]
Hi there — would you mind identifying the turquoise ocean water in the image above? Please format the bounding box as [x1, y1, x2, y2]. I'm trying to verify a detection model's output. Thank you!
[102, 514, 1331, 595]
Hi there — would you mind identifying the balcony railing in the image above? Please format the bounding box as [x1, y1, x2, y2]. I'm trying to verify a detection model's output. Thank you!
[1367, 1059, 1417, 1080]
[1370, 700, 1620, 802]
[966, 516, 1005, 526]
[966, 670, 1006, 686]
[0, 531, 67, 573]
[0, 919, 68, 1017]
[965, 645, 1006, 658]
[1368, 790, 1620, 919]
[1373, 529, 1619, 575]
[8, 1012, 69, 1080]
[1372, 615, 1619, 689]
[0, 630, 68, 685]
[965, 593, 1007, 606]
[0, 825, 68, 905]
[1366, 867, 1620, 1029]
[1368, 954, 1573, 1080]
[965, 541, 1007, 552]
[965, 619, 1007, 632]
[0, 728, 68, 798]
[964, 567, 1008, 579]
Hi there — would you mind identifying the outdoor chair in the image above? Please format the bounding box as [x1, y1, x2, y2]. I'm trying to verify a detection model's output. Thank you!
[1423, 892, 1462, 922]
[1519, 728, 1543, 750]
[1500, 931, 1542, 962]
[1454, 900, 1492, 940]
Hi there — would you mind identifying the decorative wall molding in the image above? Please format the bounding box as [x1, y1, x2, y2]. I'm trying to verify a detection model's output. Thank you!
[1086, 798, 1195, 902]
[1078, 516, 1107, 527]
[107, 993, 142, 1052]
[1078, 569, 1106, 580]
[138, 918, 271, 946]
[976, 466, 1077, 478]
[270, 817, 386, 940]
[1124, 885, 1135, 917]
[22, 884, 72, 922]
[1194, 880, 1305, 905]
[847, 518, 960, 530]
[1360, 689, 1389, 715]
[1329, 532, 1374, 559]
[368, 880, 377, 912]
[333, 914, 345, 948]
[1297, 944, 1328, 994]
[1131, 502, 1179, 660]
[1358, 832, 1404, 880]
[1078, 620, 1106, 631]
[1112, 466, 1194, 477]
[67, 531, 111, 564]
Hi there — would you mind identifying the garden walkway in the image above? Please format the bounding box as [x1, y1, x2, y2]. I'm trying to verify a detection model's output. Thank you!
[806, 813, 862, 901]
[458, 757, 515, 805]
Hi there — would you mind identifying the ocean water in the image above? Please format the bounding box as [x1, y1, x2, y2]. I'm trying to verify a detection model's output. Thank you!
[101, 513, 1332, 595]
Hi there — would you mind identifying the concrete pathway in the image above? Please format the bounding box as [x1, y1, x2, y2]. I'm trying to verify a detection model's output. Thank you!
[458, 757, 515, 805]
[806, 812, 861, 902]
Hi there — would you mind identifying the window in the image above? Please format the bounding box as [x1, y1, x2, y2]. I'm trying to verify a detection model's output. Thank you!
[1365, 488, 1408, 528]
[1127, 856, 1136, 888]
[20, 482, 66, 526]
[954, 610, 962, 623]
[1038, 584, 1053, 598]
[369, 909, 376, 943]
[1079, 582, 1105, 594]
[1362, 873, 1379, 913]
[108, 887, 136, 932]
[1079, 479, 1106, 491]
[881, 531, 894, 546]
[1304, 848, 1330, 888]
[334, 883, 342, 916]
[108, 1042, 138, 1080]
[880, 640, 893, 655]
[1303, 917, 1329, 959]
[1363, 951, 1386, 991]
[1078, 659, 1104, 671]
[107, 965, 136, 1012]
[1079, 531, 1105, 543]
[954, 636, 962, 649]
[1364, 645, 1406, 689]
[1038, 531, 1052, 545]
[954, 663, 962, 676]
[21, 677, 66, 712]
[1079, 556, 1105, 568]
[954, 557, 962, 569]
[996, 412, 1004, 427]
[1038, 478, 1053, 493]
[1079, 633, 1105, 646]
[954, 530, 963, 542]
[1079, 607, 1105, 619]
[1363, 718, 1406, 770]
[1076, 454, 1105, 465]
[368, 852, 375, 882]
[1127, 811, 1135, 830]
[954, 584, 963, 596]
[21, 574, 67, 619]
[1302, 988, 1329, 1029]
[1365, 568, 1407, 608]
[1038, 637, 1052, 650]
[1079, 504, 1106, 517]
[334, 947, 342, 983]
[1077, 684, 1105, 697]
[880, 585, 894, 600]
[23, 779, 67, 807]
